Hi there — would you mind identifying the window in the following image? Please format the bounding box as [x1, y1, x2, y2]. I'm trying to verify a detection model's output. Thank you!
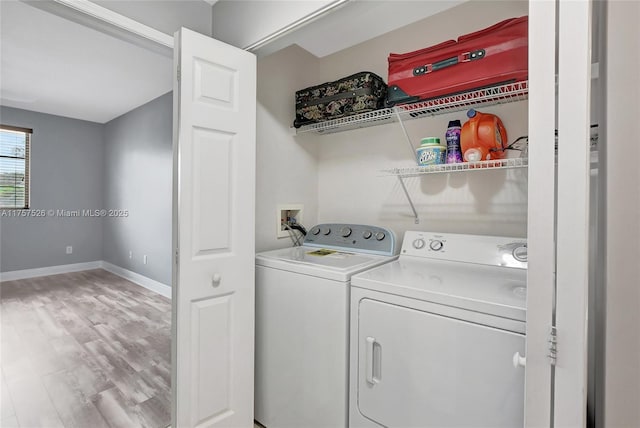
[0, 125, 31, 209]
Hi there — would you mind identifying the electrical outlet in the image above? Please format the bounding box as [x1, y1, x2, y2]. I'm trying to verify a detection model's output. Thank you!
[66, 246, 73, 254]
[277, 204, 304, 239]
[129, 251, 133, 259]
[143, 255, 148, 265]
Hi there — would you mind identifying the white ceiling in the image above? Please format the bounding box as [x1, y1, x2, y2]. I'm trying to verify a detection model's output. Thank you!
[254, 0, 466, 58]
[0, 1, 173, 124]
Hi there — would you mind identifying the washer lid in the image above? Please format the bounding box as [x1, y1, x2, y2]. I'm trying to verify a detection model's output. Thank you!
[256, 246, 398, 282]
[351, 257, 527, 321]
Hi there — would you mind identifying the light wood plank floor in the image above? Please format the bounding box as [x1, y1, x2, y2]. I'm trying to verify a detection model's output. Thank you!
[1, 269, 171, 428]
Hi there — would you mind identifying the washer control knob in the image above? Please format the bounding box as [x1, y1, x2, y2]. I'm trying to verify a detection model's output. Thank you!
[340, 227, 352, 238]
[362, 230, 372, 239]
[513, 245, 528, 262]
[323, 228, 331, 235]
[413, 238, 426, 249]
[375, 232, 386, 241]
[310, 227, 320, 235]
[429, 240, 444, 251]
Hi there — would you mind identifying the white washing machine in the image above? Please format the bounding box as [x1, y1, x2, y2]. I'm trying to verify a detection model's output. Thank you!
[349, 231, 528, 428]
[255, 223, 398, 428]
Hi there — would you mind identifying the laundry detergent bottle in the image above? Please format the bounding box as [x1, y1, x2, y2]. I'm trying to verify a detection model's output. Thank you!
[460, 109, 508, 162]
[445, 120, 463, 164]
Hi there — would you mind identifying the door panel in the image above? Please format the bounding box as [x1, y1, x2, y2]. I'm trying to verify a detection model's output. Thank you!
[357, 299, 525, 428]
[173, 28, 256, 428]
[194, 59, 238, 108]
[192, 128, 233, 256]
[191, 295, 232, 424]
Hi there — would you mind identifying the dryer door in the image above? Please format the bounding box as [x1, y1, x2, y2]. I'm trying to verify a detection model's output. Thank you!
[356, 298, 525, 427]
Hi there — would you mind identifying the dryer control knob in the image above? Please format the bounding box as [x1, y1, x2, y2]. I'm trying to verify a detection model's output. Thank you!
[340, 227, 352, 238]
[362, 230, 372, 239]
[323, 228, 331, 235]
[375, 232, 386, 241]
[413, 239, 425, 249]
[429, 240, 444, 251]
[310, 227, 320, 235]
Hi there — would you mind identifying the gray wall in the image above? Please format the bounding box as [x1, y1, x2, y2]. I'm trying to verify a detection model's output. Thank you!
[103, 92, 173, 285]
[94, 0, 213, 37]
[0, 107, 104, 271]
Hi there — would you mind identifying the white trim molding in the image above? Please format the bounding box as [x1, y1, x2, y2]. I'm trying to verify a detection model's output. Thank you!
[0, 261, 102, 282]
[51, 0, 174, 48]
[0, 260, 172, 299]
[100, 261, 172, 299]
[243, 0, 350, 52]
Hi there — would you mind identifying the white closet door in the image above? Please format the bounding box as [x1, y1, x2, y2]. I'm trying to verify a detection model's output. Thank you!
[172, 28, 256, 428]
[555, 1, 592, 426]
[528, 1, 593, 425]
[525, 0, 557, 425]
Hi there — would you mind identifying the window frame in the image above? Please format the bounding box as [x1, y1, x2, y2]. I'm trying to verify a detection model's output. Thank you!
[0, 124, 32, 210]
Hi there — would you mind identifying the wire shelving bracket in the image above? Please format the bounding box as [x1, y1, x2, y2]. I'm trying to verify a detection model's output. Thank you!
[295, 81, 528, 135]
[387, 158, 529, 224]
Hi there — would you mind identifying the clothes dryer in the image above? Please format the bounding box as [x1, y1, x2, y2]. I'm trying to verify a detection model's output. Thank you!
[349, 231, 528, 427]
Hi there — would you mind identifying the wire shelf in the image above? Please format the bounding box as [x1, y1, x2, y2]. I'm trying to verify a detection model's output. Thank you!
[296, 81, 529, 135]
[382, 157, 528, 177]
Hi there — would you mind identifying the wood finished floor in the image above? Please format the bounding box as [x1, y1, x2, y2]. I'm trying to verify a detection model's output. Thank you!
[0, 269, 171, 428]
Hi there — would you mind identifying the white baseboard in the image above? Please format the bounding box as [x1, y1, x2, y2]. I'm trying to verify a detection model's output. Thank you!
[0, 261, 102, 282]
[100, 261, 172, 299]
[0, 260, 172, 299]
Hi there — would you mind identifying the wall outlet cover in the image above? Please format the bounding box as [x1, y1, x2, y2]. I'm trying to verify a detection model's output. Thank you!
[66, 246, 73, 254]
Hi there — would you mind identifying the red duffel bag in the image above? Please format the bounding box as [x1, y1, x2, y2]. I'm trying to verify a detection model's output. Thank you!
[386, 16, 528, 107]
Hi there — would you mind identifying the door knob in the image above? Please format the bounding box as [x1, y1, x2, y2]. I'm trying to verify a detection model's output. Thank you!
[212, 273, 222, 287]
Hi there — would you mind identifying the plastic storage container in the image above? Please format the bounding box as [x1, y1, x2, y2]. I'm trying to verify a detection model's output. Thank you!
[416, 137, 447, 166]
[460, 109, 508, 161]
